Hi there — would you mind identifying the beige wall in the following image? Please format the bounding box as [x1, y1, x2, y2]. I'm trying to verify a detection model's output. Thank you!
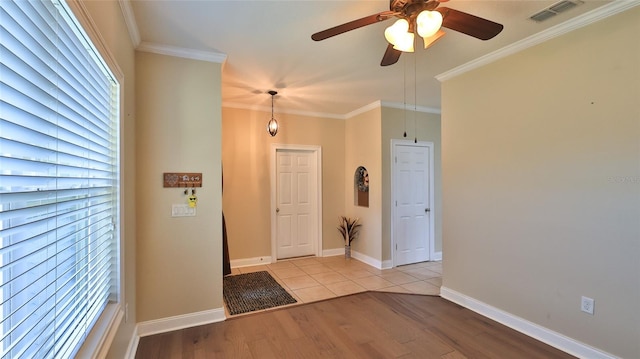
[224, 105, 441, 266]
[345, 108, 383, 261]
[135, 52, 223, 322]
[381, 107, 442, 262]
[441, 7, 640, 358]
[78, 1, 137, 357]
[222, 107, 346, 259]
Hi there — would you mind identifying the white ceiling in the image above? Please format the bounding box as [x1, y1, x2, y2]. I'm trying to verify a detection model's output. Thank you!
[127, 0, 616, 118]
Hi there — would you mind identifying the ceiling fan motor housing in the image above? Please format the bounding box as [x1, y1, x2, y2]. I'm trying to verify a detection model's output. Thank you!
[391, 0, 440, 17]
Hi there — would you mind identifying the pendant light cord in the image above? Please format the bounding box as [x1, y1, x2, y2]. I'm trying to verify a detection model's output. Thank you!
[270, 91, 275, 119]
[413, 47, 417, 143]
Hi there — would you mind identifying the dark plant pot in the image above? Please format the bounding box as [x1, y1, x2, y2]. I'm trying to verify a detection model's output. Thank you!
[345, 245, 351, 259]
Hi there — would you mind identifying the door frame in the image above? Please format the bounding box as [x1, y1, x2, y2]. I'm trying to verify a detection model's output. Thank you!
[270, 144, 323, 261]
[390, 139, 435, 267]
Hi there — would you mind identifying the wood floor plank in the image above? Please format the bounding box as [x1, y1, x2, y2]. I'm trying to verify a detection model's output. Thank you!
[440, 350, 469, 359]
[135, 292, 576, 359]
[401, 330, 458, 357]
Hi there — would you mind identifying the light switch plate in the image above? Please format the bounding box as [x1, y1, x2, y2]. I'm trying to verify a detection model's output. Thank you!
[172, 204, 196, 217]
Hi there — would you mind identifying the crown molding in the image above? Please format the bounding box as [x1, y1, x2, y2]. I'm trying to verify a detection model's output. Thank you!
[137, 42, 227, 63]
[222, 102, 347, 120]
[344, 101, 382, 119]
[380, 101, 441, 114]
[436, 0, 640, 82]
[222, 100, 442, 120]
[118, 0, 140, 47]
[116, 0, 225, 63]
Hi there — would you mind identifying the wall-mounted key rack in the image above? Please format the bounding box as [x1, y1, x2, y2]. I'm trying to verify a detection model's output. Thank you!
[163, 172, 203, 188]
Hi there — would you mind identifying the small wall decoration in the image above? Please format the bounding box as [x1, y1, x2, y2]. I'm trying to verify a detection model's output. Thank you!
[356, 166, 369, 192]
[354, 166, 369, 207]
[163, 172, 203, 188]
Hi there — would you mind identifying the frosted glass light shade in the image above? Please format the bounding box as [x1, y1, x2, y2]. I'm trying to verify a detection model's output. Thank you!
[393, 32, 415, 52]
[385, 19, 414, 52]
[417, 10, 443, 38]
[384, 19, 409, 45]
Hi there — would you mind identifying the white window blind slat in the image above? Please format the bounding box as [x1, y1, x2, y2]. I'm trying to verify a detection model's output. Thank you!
[1, 55, 111, 147]
[9, 0, 112, 120]
[1, 108, 114, 173]
[1, 2, 60, 71]
[0, 0, 120, 357]
[2, 19, 113, 152]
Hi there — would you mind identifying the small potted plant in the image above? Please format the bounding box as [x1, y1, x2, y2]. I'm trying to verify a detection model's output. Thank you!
[337, 216, 362, 259]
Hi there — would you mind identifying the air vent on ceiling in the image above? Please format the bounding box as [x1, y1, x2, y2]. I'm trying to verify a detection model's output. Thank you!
[529, 0, 582, 22]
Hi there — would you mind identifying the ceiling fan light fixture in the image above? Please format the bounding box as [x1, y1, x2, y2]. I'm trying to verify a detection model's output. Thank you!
[416, 10, 443, 38]
[384, 19, 409, 45]
[385, 19, 414, 52]
[392, 32, 414, 52]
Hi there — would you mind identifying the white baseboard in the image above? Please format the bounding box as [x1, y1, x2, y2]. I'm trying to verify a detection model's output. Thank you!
[440, 287, 618, 359]
[322, 248, 345, 257]
[230, 251, 439, 271]
[351, 250, 383, 269]
[231, 251, 350, 265]
[230, 249, 388, 265]
[124, 326, 139, 359]
[432, 251, 442, 261]
[230, 256, 272, 268]
[137, 307, 226, 337]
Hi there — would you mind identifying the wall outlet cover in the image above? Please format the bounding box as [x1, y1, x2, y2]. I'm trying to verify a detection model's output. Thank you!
[581, 296, 594, 315]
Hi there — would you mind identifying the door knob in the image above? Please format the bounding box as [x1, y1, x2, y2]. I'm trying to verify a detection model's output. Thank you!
[425, 208, 430, 212]
[276, 208, 280, 213]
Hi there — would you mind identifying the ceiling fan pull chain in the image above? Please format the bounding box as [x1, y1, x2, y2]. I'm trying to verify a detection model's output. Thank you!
[403, 54, 407, 138]
[414, 48, 418, 143]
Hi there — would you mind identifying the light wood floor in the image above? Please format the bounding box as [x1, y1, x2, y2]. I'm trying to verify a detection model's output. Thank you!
[135, 291, 575, 358]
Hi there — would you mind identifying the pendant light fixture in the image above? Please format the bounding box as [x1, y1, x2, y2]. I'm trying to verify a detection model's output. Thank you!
[267, 90, 279, 137]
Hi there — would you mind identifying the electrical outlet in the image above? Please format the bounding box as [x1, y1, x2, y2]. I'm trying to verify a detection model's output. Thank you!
[581, 296, 594, 315]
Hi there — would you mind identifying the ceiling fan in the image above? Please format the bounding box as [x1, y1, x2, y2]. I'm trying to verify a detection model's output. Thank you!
[311, 0, 504, 66]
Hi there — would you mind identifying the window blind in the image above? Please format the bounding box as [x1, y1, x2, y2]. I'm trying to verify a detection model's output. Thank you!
[0, 0, 120, 357]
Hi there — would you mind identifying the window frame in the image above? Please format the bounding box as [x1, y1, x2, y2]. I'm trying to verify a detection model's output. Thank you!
[1, 0, 126, 356]
[64, 0, 126, 356]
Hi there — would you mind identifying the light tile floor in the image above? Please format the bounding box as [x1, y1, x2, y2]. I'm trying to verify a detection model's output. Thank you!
[227, 255, 442, 316]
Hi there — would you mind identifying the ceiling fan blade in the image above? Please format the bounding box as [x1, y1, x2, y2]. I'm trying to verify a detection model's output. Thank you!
[437, 7, 503, 40]
[312, 12, 394, 41]
[380, 44, 402, 66]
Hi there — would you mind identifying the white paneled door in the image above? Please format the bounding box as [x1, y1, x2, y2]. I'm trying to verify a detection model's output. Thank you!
[392, 141, 434, 266]
[275, 149, 318, 259]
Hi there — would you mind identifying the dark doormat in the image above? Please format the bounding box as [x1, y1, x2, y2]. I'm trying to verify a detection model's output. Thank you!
[223, 271, 297, 315]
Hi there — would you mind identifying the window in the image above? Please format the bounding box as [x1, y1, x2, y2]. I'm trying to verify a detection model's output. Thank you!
[0, 0, 120, 357]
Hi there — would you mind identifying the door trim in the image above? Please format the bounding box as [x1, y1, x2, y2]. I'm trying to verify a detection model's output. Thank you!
[270, 144, 323, 261]
[390, 139, 435, 267]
